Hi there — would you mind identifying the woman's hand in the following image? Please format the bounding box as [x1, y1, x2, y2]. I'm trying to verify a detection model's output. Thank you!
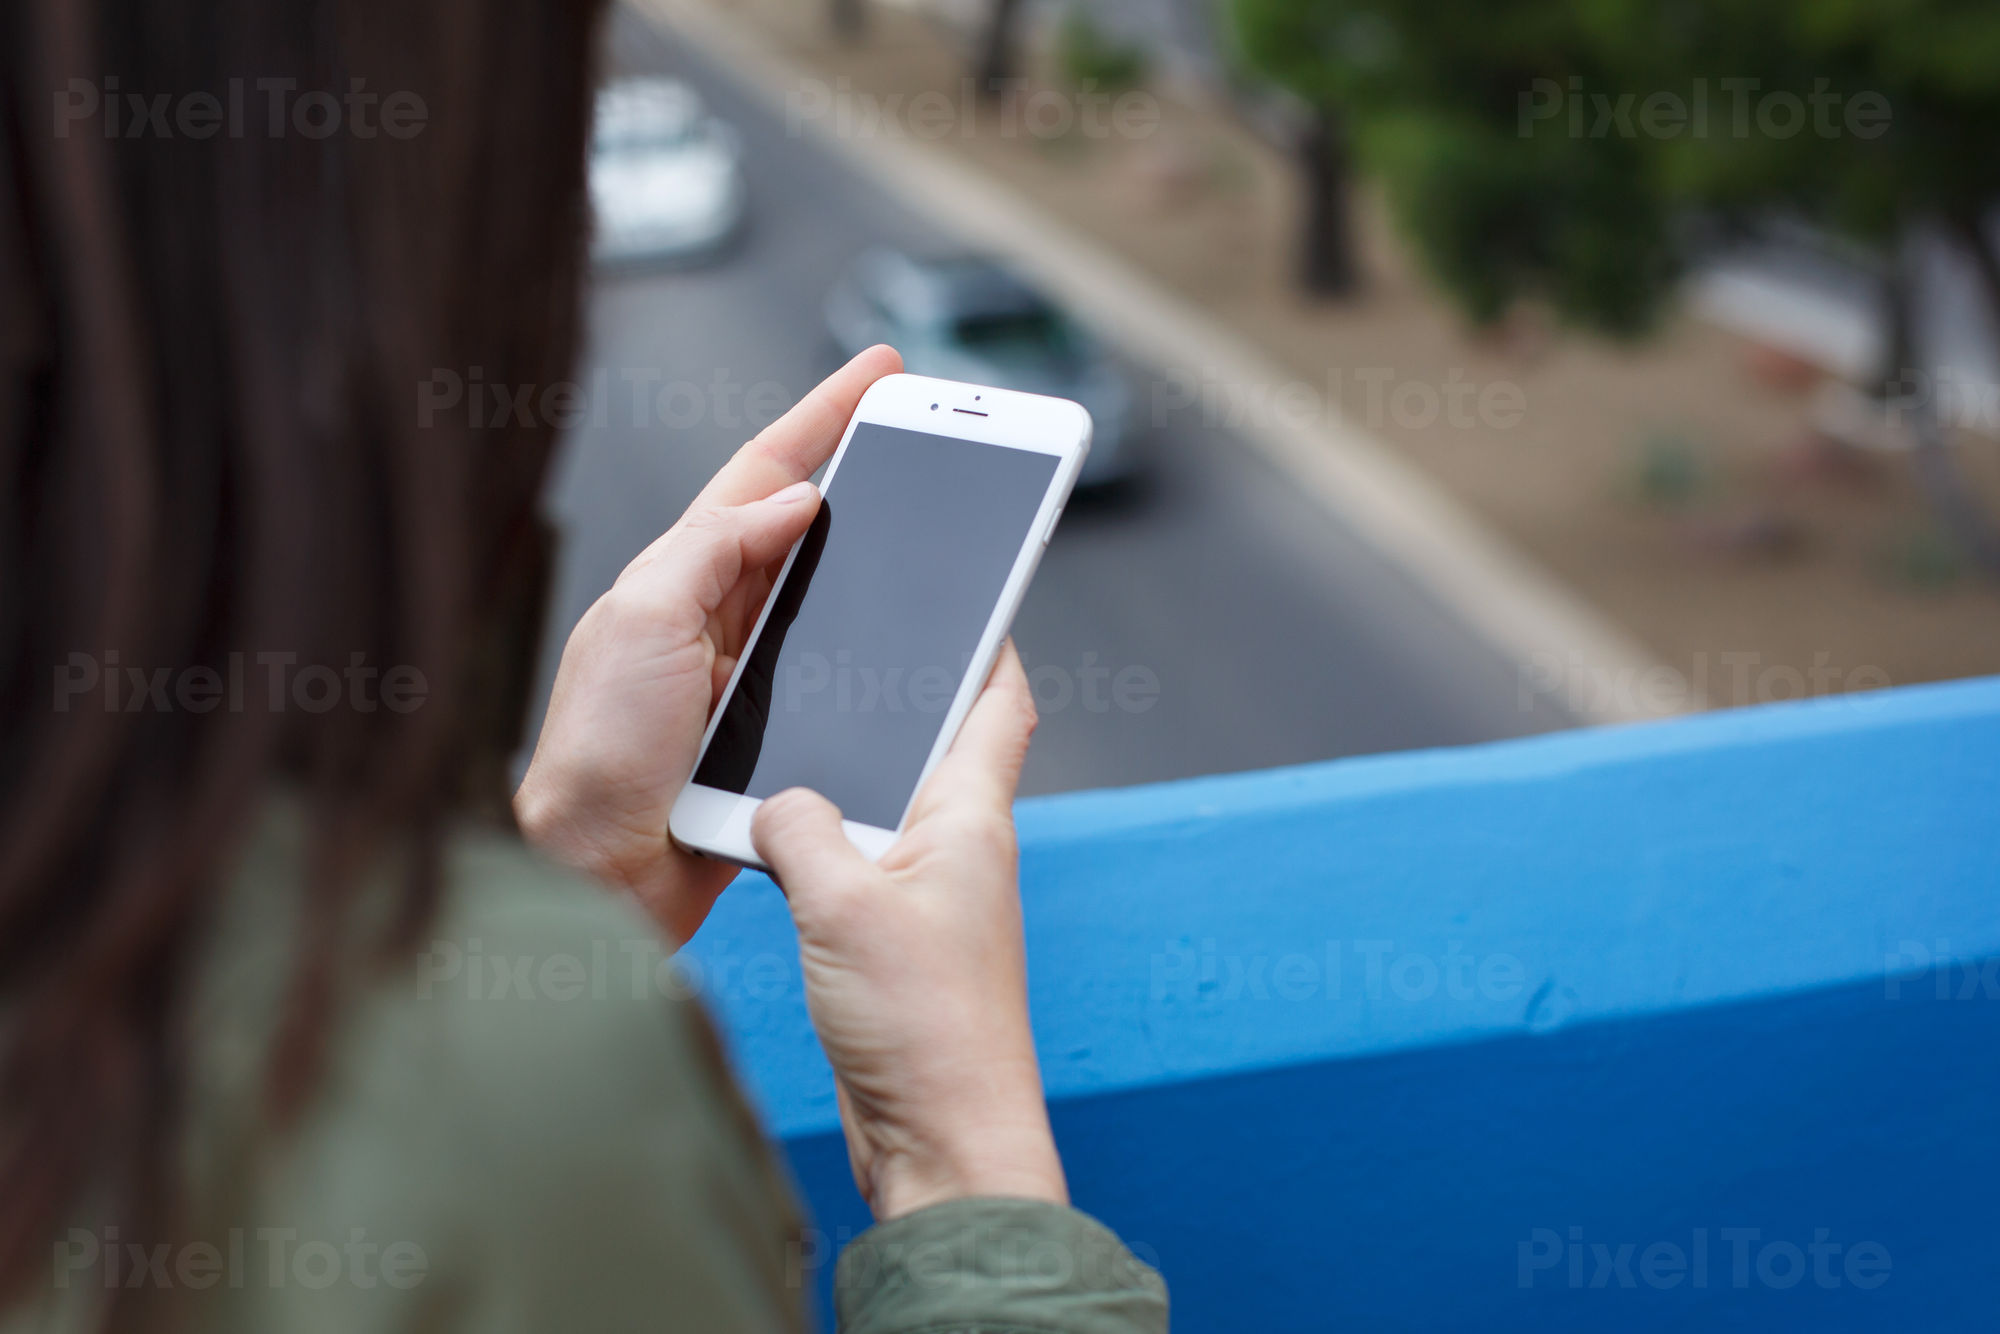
[751, 643, 1068, 1220]
[516, 346, 902, 944]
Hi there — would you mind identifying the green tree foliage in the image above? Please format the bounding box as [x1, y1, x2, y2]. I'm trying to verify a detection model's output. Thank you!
[1057, 7, 1150, 95]
[1231, 0, 2000, 335]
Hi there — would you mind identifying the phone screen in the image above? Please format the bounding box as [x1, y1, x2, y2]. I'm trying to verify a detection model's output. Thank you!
[693, 422, 1060, 829]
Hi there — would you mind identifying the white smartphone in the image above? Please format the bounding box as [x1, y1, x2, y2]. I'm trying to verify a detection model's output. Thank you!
[668, 372, 1091, 870]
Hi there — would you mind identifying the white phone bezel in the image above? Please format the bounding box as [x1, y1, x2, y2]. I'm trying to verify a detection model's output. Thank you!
[667, 372, 1091, 871]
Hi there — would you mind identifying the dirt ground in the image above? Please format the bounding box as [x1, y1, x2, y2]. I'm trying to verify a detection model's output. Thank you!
[705, 0, 2000, 706]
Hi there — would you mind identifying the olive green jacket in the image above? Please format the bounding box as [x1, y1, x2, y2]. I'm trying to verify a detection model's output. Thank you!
[13, 805, 1167, 1333]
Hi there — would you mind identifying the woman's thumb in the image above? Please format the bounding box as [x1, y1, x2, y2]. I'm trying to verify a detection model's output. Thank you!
[751, 787, 875, 908]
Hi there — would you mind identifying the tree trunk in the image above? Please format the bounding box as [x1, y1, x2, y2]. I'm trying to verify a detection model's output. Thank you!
[975, 0, 1024, 102]
[1949, 211, 2000, 350]
[829, 0, 866, 43]
[1880, 229, 2000, 577]
[1297, 106, 1360, 298]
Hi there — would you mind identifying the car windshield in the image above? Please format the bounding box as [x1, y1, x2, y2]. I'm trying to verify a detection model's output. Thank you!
[594, 85, 700, 154]
[596, 118, 697, 154]
[950, 307, 1079, 362]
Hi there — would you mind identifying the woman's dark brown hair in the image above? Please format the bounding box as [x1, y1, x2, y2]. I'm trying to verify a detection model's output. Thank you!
[0, 0, 606, 1319]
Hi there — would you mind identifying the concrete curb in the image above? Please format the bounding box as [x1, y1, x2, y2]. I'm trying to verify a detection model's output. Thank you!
[636, 0, 1683, 727]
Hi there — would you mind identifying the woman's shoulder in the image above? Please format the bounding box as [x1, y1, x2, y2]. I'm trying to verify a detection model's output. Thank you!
[197, 796, 754, 1159]
[204, 796, 705, 1093]
[170, 800, 804, 1332]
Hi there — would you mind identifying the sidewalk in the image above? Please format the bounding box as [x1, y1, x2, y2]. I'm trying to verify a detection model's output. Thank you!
[654, 0, 2000, 707]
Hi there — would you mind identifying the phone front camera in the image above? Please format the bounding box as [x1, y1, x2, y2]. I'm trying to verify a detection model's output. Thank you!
[930, 403, 938, 410]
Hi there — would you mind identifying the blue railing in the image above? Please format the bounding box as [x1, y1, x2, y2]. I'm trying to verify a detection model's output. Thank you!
[686, 674, 2000, 1331]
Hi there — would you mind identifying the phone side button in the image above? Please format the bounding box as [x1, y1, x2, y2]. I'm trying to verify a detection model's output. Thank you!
[1041, 505, 1063, 546]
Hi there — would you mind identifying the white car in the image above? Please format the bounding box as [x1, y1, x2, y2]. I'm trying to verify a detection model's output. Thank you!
[589, 78, 745, 266]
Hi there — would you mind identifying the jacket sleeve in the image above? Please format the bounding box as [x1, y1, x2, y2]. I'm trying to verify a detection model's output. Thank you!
[834, 1197, 1169, 1334]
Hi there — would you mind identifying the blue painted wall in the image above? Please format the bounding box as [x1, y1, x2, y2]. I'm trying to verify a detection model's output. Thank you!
[685, 675, 2000, 1331]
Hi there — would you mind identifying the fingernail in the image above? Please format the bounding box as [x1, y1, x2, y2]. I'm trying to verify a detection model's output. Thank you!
[770, 481, 817, 505]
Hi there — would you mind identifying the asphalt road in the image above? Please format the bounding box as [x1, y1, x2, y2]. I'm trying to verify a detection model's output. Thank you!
[524, 7, 1568, 798]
